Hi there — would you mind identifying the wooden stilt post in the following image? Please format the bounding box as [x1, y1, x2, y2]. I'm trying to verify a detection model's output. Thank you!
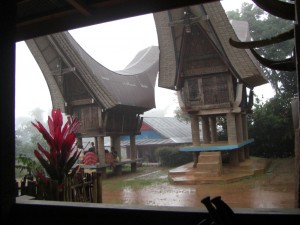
[209, 116, 217, 143]
[96, 136, 105, 164]
[227, 113, 239, 165]
[130, 135, 137, 172]
[92, 172, 102, 203]
[294, 0, 300, 208]
[242, 114, 250, 159]
[202, 116, 211, 144]
[96, 136, 106, 178]
[190, 115, 201, 168]
[236, 113, 245, 162]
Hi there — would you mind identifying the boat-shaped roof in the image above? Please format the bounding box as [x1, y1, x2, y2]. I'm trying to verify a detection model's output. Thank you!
[154, 1, 267, 90]
[27, 31, 159, 113]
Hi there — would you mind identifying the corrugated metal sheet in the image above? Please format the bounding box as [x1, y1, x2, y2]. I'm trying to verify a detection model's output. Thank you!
[122, 138, 176, 147]
[142, 117, 193, 139]
[121, 117, 195, 146]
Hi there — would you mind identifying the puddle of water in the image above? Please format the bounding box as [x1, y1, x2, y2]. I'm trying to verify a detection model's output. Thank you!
[102, 158, 295, 208]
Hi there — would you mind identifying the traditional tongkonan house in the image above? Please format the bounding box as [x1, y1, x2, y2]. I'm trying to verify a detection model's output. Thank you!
[26, 32, 159, 174]
[154, 2, 268, 179]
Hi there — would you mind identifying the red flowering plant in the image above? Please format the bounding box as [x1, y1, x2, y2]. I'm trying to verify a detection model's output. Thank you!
[32, 108, 81, 186]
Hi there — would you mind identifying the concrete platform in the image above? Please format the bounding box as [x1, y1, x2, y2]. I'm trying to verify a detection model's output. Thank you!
[168, 157, 271, 185]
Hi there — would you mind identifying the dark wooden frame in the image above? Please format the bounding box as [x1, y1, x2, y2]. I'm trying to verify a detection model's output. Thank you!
[1, 1, 300, 225]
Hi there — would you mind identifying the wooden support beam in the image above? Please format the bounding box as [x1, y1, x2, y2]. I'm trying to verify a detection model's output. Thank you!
[66, 0, 91, 16]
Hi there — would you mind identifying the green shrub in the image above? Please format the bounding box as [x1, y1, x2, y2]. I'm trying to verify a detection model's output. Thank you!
[15, 154, 44, 179]
[155, 147, 193, 167]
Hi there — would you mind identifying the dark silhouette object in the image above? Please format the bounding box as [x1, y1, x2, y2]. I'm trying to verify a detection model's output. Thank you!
[229, 0, 296, 72]
[200, 196, 239, 225]
[201, 196, 225, 225]
[111, 147, 119, 161]
[87, 142, 96, 153]
[105, 149, 115, 168]
[211, 196, 237, 225]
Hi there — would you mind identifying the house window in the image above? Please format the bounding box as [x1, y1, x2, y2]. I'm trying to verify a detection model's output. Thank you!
[202, 75, 229, 105]
[188, 78, 200, 101]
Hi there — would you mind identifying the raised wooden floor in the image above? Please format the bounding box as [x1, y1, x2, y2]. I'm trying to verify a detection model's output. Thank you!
[169, 157, 271, 185]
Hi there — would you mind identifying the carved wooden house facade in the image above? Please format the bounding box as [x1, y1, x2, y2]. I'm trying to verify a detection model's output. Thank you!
[26, 32, 159, 164]
[154, 2, 268, 169]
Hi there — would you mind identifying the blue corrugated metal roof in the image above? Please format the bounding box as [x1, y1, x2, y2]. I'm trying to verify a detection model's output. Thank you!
[122, 138, 176, 146]
[142, 117, 193, 139]
[121, 117, 196, 146]
[117, 117, 204, 147]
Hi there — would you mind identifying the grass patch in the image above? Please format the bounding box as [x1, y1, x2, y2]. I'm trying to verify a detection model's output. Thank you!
[123, 177, 167, 187]
[103, 167, 168, 191]
[102, 178, 167, 190]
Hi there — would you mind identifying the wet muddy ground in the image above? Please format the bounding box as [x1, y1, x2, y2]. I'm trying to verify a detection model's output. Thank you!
[101, 157, 295, 209]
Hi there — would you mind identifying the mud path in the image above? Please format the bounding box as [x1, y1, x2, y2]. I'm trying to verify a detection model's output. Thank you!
[101, 158, 295, 208]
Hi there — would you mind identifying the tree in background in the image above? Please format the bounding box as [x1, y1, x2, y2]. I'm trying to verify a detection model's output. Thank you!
[174, 107, 190, 124]
[227, 2, 295, 157]
[15, 108, 48, 157]
[15, 108, 47, 178]
[227, 2, 296, 98]
[248, 96, 294, 157]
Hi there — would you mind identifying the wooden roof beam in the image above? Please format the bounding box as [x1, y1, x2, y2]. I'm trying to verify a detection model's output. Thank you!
[229, 29, 294, 49]
[252, 0, 295, 21]
[250, 48, 296, 71]
[66, 0, 91, 16]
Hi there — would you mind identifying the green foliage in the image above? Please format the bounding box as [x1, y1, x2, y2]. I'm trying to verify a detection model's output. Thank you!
[155, 147, 193, 167]
[174, 107, 190, 123]
[15, 108, 48, 157]
[226, 3, 295, 158]
[248, 96, 294, 158]
[15, 154, 43, 179]
[15, 108, 48, 179]
[226, 2, 296, 98]
[216, 116, 227, 141]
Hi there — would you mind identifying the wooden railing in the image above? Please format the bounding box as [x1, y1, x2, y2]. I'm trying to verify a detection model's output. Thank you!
[16, 171, 102, 203]
[79, 158, 143, 177]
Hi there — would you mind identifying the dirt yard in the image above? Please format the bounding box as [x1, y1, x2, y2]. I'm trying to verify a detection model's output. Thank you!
[101, 157, 296, 209]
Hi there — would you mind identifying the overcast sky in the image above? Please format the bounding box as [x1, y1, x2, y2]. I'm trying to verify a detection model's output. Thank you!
[15, 0, 273, 120]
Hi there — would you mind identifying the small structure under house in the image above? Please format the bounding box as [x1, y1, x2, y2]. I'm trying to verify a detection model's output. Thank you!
[154, 2, 268, 181]
[26, 32, 159, 171]
[121, 117, 198, 162]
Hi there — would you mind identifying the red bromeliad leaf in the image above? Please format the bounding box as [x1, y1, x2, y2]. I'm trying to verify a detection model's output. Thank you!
[49, 145, 58, 165]
[34, 149, 43, 160]
[48, 116, 54, 137]
[65, 150, 81, 174]
[34, 150, 55, 179]
[32, 121, 54, 146]
[36, 170, 49, 185]
[52, 109, 63, 131]
[61, 122, 69, 139]
[37, 143, 51, 160]
[68, 117, 80, 134]
[54, 127, 63, 155]
[37, 143, 57, 167]
[33, 108, 81, 185]
[70, 165, 80, 177]
[64, 133, 76, 152]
